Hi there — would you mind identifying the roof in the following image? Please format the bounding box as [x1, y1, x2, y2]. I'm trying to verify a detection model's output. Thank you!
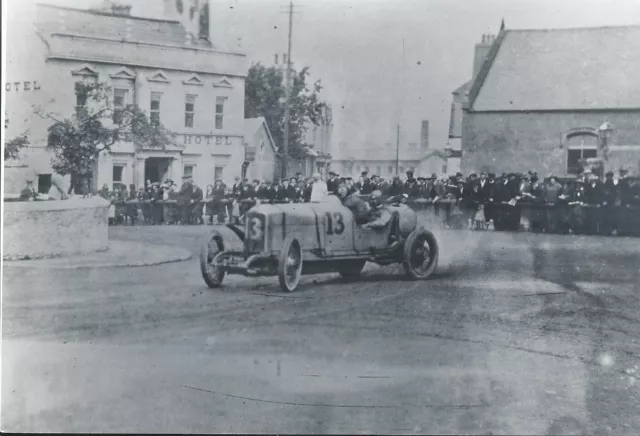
[452, 80, 472, 96]
[469, 25, 640, 111]
[35, 3, 211, 49]
[244, 117, 278, 153]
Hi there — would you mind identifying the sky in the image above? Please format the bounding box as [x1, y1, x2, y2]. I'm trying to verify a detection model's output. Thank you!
[8, 0, 640, 159]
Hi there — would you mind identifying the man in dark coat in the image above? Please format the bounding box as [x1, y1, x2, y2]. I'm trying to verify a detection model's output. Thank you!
[177, 175, 194, 225]
[601, 171, 617, 234]
[283, 178, 296, 202]
[326, 171, 340, 195]
[403, 171, 420, 198]
[271, 180, 286, 202]
[387, 176, 404, 197]
[212, 179, 227, 223]
[360, 171, 373, 195]
[191, 183, 204, 224]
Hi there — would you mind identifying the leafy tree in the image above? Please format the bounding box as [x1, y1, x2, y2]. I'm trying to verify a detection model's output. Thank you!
[37, 81, 175, 194]
[245, 63, 329, 159]
[4, 114, 30, 160]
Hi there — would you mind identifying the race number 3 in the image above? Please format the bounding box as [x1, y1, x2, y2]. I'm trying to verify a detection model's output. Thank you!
[325, 212, 345, 235]
[249, 216, 263, 240]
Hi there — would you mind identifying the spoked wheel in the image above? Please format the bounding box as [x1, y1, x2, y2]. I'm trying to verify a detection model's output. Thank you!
[402, 228, 439, 280]
[338, 259, 366, 278]
[200, 232, 225, 288]
[278, 235, 303, 292]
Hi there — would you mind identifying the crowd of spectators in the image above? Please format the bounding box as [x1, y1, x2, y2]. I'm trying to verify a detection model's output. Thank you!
[98, 167, 640, 236]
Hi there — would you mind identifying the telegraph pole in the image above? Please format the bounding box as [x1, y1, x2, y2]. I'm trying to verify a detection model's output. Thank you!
[395, 37, 405, 175]
[282, 1, 294, 178]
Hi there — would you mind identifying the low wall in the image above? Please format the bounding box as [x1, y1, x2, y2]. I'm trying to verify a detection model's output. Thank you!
[3, 197, 109, 260]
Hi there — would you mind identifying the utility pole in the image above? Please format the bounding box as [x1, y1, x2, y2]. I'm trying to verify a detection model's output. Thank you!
[396, 37, 405, 175]
[282, 1, 294, 178]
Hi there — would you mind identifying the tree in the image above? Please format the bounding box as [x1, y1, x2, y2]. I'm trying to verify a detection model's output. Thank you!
[244, 63, 329, 159]
[4, 113, 30, 160]
[38, 81, 175, 194]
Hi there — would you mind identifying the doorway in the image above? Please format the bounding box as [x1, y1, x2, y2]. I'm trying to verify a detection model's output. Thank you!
[145, 158, 171, 183]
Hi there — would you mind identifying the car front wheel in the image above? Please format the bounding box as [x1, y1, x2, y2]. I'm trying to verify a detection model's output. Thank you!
[200, 232, 225, 288]
[402, 228, 438, 280]
[278, 235, 303, 292]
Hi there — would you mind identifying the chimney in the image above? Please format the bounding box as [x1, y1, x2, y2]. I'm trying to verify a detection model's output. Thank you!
[472, 33, 494, 78]
[420, 120, 429, 149]
[110, 3, 132, 16]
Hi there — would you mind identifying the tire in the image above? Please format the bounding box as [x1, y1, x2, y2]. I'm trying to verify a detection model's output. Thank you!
[402, 228, 439, 280]
[200, 232, 225, 288]
[338, 259, 366, 278]
[278, 235, 303, 292]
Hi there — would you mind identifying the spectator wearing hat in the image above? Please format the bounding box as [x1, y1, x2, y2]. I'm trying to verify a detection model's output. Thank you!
[370, 174, 380, 192]
[601, 171, 617, 234]
[327, 171, 340, 195]
[191, 182, 204, 224]
[211, 179, 227, 223]
[360, 171, 373, 195]
[387, 175, 404, 197]
[404, 171, 420, 198]
[543, 175, 563, 233]
[281, 178, 295, 202]
[20, 179, 38, 201]
[177, 174, 194, 225]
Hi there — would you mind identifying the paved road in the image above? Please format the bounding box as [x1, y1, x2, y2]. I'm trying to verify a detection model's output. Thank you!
[3, 226, 640, 434]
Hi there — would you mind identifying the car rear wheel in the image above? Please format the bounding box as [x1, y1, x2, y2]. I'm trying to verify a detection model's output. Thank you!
[278, 235, 303, 292]
[200, 232, 225, 288]
[402, 228, 438, 280]
[338, 259, 366, 278]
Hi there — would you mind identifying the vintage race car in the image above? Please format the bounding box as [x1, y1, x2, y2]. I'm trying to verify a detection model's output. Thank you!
[200, 195, 438, 292]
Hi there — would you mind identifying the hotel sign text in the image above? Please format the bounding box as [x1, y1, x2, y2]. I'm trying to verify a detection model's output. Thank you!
[180, 134, 234, 146]
[5, 81, 42, 92]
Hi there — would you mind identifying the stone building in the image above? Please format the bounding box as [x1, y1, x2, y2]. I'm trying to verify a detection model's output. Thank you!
[453, 24, 640, 177]
[4, 2, 250, 194]
[242, 117, 277, 182]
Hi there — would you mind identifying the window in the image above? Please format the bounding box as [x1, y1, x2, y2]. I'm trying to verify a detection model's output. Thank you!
[75, 82, 88, 118]
[185, 94, 196, 128]
[400, 166, 405, 174]
[113, 88, 128, 123]
[376, 165, 382, 176]
[150, 92, 162, 126]
[214, 166, 224, 181]
[356, 164, 361, 174]
[183, 164, 195, 179]
[566, 133, 598, 174]
[38, 174, 52, 194]
[215, 96, 226, 129]
[388, 165, 393, 174]
[112, 165, 124, 189]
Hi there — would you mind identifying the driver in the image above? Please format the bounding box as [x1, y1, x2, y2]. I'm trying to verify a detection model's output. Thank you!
[337, 184, 370, 225]
[362, 190, 393, 229]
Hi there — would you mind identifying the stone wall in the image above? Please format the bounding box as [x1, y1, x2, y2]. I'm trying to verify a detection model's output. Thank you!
[461, 111, 640, 175]
[3, 197, 109, 260]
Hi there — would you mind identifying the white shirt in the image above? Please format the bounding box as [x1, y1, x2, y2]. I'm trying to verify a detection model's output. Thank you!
[310, 180, 328, 202]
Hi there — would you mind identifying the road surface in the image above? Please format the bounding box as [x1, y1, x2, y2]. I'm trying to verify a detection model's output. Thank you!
[3, 226, 640, 434]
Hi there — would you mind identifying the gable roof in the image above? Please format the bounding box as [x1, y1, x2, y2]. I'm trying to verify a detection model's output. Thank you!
[35, 3, 212, 49]
[469, 25, 640, 111]
[244, 117, 278, 153]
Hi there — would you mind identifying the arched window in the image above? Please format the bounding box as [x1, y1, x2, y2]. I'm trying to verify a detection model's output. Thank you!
[566, 132, 598, 174]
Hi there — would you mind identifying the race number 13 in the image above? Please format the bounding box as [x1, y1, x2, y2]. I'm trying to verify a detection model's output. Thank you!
[325, 212, 345, 235]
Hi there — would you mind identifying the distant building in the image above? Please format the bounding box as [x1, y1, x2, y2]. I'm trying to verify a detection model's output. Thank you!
[331, 147, 447, 181]
[4, 2, 248, 193]
[331, 120, 445, 179]
[243, 117, 278, 182]
[452, 24, 640, 176]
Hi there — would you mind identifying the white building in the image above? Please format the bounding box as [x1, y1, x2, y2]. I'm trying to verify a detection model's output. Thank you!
[4, 1, 249, 194]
